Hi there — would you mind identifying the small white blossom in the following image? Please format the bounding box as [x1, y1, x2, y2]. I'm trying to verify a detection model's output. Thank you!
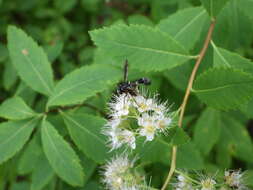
[175, 174, 194, 190]
[224, 170, 246, 189]
[201, 178, 216, 190]
[106, 128, 136, 150]
[138, 113, 157, 141]
[133, 95, 153, 112]
[110, 94, 132, 118]
[155, 114, 172, 132]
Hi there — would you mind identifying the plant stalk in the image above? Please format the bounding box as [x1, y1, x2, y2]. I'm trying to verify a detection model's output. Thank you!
[161, 20, 216, 190]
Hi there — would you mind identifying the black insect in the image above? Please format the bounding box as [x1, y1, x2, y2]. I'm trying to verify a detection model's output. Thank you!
[117, 60, 151, 96]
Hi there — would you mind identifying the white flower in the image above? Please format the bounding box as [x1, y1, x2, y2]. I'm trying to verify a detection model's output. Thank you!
[102, 155, 134, 190]
[201, 178, 216, 190]
[107, 128, 136, 150]
[155, 114, 172, 132]
[175, 175, 194, 190]
[110, 94, 132, 118]
[133, 95, 153, 112]
[104, 90, 174, 150]
[138, 113, 157, 141]
[224, 170, 245, 189]
[151, 102, 167, 115]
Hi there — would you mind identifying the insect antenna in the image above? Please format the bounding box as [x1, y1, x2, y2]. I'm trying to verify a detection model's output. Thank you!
[123, 59, 129, 82]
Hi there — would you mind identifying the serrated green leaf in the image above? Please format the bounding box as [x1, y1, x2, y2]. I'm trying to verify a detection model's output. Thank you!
[47, 64, 121, 107]
[0, 118, 38, 164]
[31, 154, 54, 190]
[158, 7, 208, 50]
[221, 116, 253, 163]
[90, 24, 193, 72]
[193, 108, 221, 155]
[41, 120, 84, 186]
[193, 68, 253, 110]
[7, 25, 54, 96]
[18, 135, 43, 175]
[212, 42, 253, 73]
[0, 96, 37, 120]
[201, 0, 230, 18]
[61, 112, 109, 164]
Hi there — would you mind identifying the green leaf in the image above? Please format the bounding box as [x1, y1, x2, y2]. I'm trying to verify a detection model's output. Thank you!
[177, 142, 204, 169]
[201, 0, 230, 18]
[167, 127, 190, 146]
[41, 119, 84, 186]
[193, 108, 221, 155]
[193, 68, 253, 110]
[245, 170, 253, 187]
[18, 135, 43, 175]
[127, 15, 154, 26]
[158, 7, 208, 50]
[61, 112, 109, 164]
[44, 40, 64, 63]
[0, 96, 37, 120]
[239, 0, 253, 19]
[31, 154, 54, 190]
[0, 118, 38, 164]
[3, 61, 18, 90]
[212, 42, 253, 74]
[136, 138, 171, 164]
[7, 25, 54, 96]
[212, 0, 252, 50]
[221, 116, 253, 163]
[90, 24, 193, 72]
[47, 64, 121, 107]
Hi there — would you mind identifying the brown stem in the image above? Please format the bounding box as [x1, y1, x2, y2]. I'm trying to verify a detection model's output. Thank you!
[161, 20, 216, 190]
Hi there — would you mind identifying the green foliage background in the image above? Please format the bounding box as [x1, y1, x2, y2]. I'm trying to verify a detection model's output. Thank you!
[0, 0, 253, 189]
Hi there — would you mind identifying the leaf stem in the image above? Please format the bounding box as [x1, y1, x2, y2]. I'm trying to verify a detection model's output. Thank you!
[161, 20, 216, 190]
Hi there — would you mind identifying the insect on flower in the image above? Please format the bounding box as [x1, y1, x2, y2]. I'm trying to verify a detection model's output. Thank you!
[103, 60, 173, 150]
[117, 59, 151, 96]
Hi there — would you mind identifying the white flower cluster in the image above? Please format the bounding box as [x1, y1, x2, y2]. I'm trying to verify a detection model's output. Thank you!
[102, 155, 148, 190]
[174, 170, 248, 190]
[103, 93, 173, 150]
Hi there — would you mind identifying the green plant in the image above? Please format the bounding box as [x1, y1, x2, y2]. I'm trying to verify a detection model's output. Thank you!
[0, 0, 253, 190]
